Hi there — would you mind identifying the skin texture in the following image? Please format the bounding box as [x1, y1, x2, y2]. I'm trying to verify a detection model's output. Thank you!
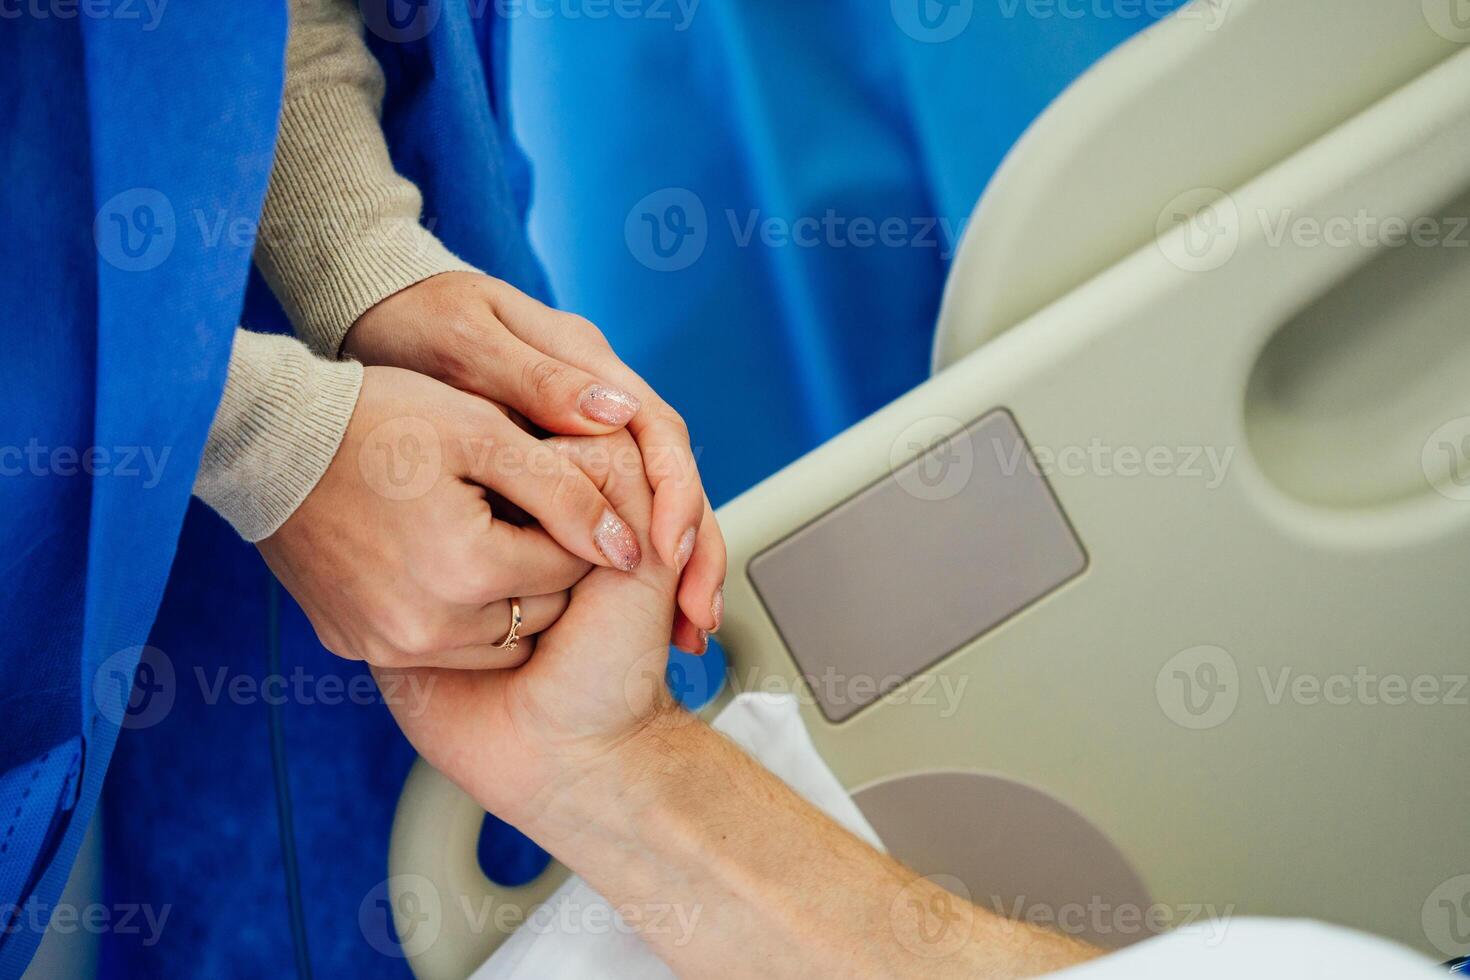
[377, 432, 1104, 978]
[258, 366, 648, 669]
[342, 271, 724, 653]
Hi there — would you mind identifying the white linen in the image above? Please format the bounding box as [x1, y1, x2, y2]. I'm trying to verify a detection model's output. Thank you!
[474, 694, 1445, 979]
[472, 693, 881, 980]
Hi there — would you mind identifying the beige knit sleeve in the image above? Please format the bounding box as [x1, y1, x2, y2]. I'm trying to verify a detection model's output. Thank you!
[195, 1, 478, 540]
[254, 0, 474, 357]
[193, 330, 363, 541]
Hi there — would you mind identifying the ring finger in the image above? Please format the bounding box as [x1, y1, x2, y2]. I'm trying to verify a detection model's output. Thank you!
[427, 592, 572, 669]
[483, 590, 569, 645]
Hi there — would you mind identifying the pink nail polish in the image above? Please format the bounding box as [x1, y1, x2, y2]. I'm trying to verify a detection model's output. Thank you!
[594, 509, 641, 571]
[711, 585, 724, 631]
[579, 385, 641, 425]
[697, 629, 709, 654]
[674, 527, 696, 573]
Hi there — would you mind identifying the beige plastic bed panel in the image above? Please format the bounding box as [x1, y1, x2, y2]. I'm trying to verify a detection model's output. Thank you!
[930, 0, 1468, 368]
[714, 31, 1470, 960]
[389, 2, 1470, 975]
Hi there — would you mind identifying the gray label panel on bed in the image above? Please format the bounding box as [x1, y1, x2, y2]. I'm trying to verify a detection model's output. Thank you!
[748, 410, 1087, 723]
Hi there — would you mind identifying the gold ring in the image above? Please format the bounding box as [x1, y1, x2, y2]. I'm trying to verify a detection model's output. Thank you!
[493, 597, 523, 650]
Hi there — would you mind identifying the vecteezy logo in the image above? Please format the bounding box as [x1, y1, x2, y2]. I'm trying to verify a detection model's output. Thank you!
[357, 416, 442, 501]
[94, 188, 176, 272]
[890, 416, 975, 502]
[93, 645, 176, 730]
[358, 0, 442, 43]
[1423, 0, 1470, 43]
[359, 874, 442, 958]
[1156, 645, 1238, 730]
[891, 0, 973, 43]
[621, 643, 698, 722]
[1423, 417, 1470, 502]
[1155, 188, 1240, 273]
[625, 188, 708, 272]
[891, 874, 973, 958]
[665, 658, 696, 704]
[1423, 874, 1470, 958]
[1177, 0, 1234, 33]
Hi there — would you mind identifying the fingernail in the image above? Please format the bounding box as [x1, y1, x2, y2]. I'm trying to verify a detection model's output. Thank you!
[594, 509, 641, 571]
[697, 629, 709, 654]
[579, 384, 641, 425]
[674, 527, 696, 573]
[711, 585, 724, 631]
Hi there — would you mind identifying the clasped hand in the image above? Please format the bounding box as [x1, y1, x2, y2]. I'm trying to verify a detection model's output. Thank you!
[259, 271, 724, 668]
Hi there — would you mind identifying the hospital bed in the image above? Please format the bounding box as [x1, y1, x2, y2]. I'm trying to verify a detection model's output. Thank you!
[388, 1, 1470, 974]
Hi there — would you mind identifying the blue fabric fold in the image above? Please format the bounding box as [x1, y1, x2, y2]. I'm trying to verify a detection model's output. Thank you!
[99, 4, 555, 978]
[509, 0, 1187, 504]
[1, 4, 286, 975]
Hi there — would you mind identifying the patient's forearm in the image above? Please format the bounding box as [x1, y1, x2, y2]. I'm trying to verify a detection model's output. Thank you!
[518, 713, 1102, 979]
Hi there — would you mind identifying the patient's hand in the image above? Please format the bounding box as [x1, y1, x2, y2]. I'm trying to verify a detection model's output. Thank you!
[373, 427, 685, 821]
[376, 433, 1100, 980]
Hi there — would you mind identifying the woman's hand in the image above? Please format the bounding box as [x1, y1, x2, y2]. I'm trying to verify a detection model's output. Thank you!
[342, 271, 724, 652]
[258, 365, 645, 669]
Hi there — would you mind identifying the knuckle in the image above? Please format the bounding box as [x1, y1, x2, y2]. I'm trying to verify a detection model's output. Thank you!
[643, 417, 699, 488]
[523, 357, 571, 401]
[368, 643, 409, 669]
[429, 314, 492, 387]
[474, 274, 517, 308]
[453, 560, 503, 604]
[603, 430, 642, 482]
[384, 615, 439, 662]
[593, 429, 640, 476]
[549, 464, 600, 519]
[707, 530, 729, 566]
[564, 313, 608, 347]
[316, 629, 358, 662]
[657, 407, 691, 443]
[561, 432, 630, 486]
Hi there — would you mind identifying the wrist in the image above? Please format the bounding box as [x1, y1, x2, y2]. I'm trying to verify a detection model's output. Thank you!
[338, 271, 478, 382]
[257, 82, 475, 357]
[194, 330, 363, 541]
[508, 699, 707, 848]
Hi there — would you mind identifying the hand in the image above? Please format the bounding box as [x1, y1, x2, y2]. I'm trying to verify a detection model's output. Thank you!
[374, 428, 687, 820]
[376, 432, 1100, 980]
[258, 366, 647, 669]
[343, 271, 724, 652]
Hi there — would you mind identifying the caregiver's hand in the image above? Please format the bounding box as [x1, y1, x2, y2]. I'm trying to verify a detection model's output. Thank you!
[342, 271, 724, 652]
[257, 365, 644, 669]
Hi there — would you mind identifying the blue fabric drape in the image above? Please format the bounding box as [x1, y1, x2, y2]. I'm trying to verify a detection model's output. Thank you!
[510, 0, 1185, 505]
[0, 5, 286, 975]
[97, 4, 554, 978]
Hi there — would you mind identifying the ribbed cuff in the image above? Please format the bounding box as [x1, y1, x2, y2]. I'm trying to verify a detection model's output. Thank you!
[194, 330, 364, 541]
[255, 83, 475, 357]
